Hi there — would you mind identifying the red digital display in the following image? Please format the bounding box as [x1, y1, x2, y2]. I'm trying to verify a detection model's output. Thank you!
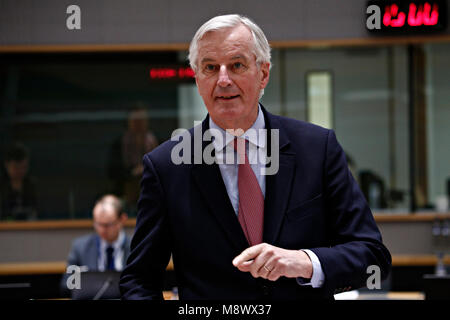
[150, 67, 195, 80]
[367, 0, 447, 33]
[383, 2, 439, 27]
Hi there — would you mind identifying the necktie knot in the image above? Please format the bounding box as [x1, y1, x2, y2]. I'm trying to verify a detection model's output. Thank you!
[233, 137, 247, 164]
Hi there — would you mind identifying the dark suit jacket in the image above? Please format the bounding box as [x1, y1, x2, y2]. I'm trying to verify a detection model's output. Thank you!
[120, 106, 391, 300]
[60, 233, 131, 296]
[65, 233, 131, 271]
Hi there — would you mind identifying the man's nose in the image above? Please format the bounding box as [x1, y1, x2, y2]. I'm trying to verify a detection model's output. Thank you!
[217, 65, 232, 87]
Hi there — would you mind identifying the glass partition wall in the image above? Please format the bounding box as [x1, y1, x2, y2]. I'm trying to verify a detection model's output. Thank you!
[1, 43, 449, 220]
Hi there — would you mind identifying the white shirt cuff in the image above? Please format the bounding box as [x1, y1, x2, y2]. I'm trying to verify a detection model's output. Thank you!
[296, 249, 325, 288]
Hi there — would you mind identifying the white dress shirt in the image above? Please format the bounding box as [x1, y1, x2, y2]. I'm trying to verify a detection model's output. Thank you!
[97, 230, 126, 272]
[209, 105, 324, 288]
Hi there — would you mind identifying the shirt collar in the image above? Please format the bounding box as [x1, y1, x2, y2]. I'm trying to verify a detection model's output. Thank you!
[100, 230, 125, 251]
[209, 104, 266, 152]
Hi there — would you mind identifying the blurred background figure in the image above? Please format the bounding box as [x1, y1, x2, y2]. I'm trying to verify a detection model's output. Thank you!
[108, 106, 159, 216]
[60, 194, 130, 296]
[0, 142, 38, 221]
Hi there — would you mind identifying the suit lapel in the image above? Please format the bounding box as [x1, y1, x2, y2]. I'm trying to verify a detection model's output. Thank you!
[191, 109, 296, 249]
[191, 118, 249, 252]
[122, 236, 131, 266]
[262, 108, 296, 245]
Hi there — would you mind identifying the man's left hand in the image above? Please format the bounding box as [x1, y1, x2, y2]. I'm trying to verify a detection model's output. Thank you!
[232, 243, 313, 281]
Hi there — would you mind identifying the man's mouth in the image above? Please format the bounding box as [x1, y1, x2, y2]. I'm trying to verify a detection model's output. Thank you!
[217, 95, 240, 100]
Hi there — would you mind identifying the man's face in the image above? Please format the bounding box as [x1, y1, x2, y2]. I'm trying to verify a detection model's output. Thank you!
[128, 110, 148, 133]
[93, 203, 126, 243]
[195, 24, 270, 131]
[4, 159, 28, 181]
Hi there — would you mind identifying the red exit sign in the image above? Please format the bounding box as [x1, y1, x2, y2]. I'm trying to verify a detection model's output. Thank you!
[150, 67, 195, 80]
[367, 0, 447, 33]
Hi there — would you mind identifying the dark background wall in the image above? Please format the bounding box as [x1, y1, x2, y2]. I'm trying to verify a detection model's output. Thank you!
[1, 0, 449, 46]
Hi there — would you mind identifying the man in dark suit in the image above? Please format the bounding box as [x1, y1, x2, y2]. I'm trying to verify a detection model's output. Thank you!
[120, 14, 391, 300]
[61, 194, 131, 296]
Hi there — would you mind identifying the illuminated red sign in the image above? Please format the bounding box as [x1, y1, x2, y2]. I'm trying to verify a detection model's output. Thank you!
[383, 2, 439, 27]
[150, 67, 195, 80]
[367, 0, 447, 33]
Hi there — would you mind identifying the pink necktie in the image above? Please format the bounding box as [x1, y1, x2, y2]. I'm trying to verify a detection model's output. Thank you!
[234, 138, 264, 246]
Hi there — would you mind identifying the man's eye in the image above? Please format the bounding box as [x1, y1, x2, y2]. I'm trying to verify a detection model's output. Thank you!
[205, 65, 216, 71]
[232, 62, 247, 72]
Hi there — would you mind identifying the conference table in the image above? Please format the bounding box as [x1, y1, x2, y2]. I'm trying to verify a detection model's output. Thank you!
[0, 258, 441, 300]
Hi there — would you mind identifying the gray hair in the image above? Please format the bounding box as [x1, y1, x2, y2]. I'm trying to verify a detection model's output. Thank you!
[189, 15, 272, 98]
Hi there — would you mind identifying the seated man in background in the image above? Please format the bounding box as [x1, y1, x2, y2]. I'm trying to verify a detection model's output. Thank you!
[60, 194, 131, 297]
[0, 142, 38, 221]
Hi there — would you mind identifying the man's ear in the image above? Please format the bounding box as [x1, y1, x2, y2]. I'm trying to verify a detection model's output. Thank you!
[120, 213, 128, 222]
[259, 62, 270, 89]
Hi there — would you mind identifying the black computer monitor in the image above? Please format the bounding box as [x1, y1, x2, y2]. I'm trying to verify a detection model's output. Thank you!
[71, 271, 121, 300]
[0, 282, 32, 300]
[423, 274, 450, 300]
